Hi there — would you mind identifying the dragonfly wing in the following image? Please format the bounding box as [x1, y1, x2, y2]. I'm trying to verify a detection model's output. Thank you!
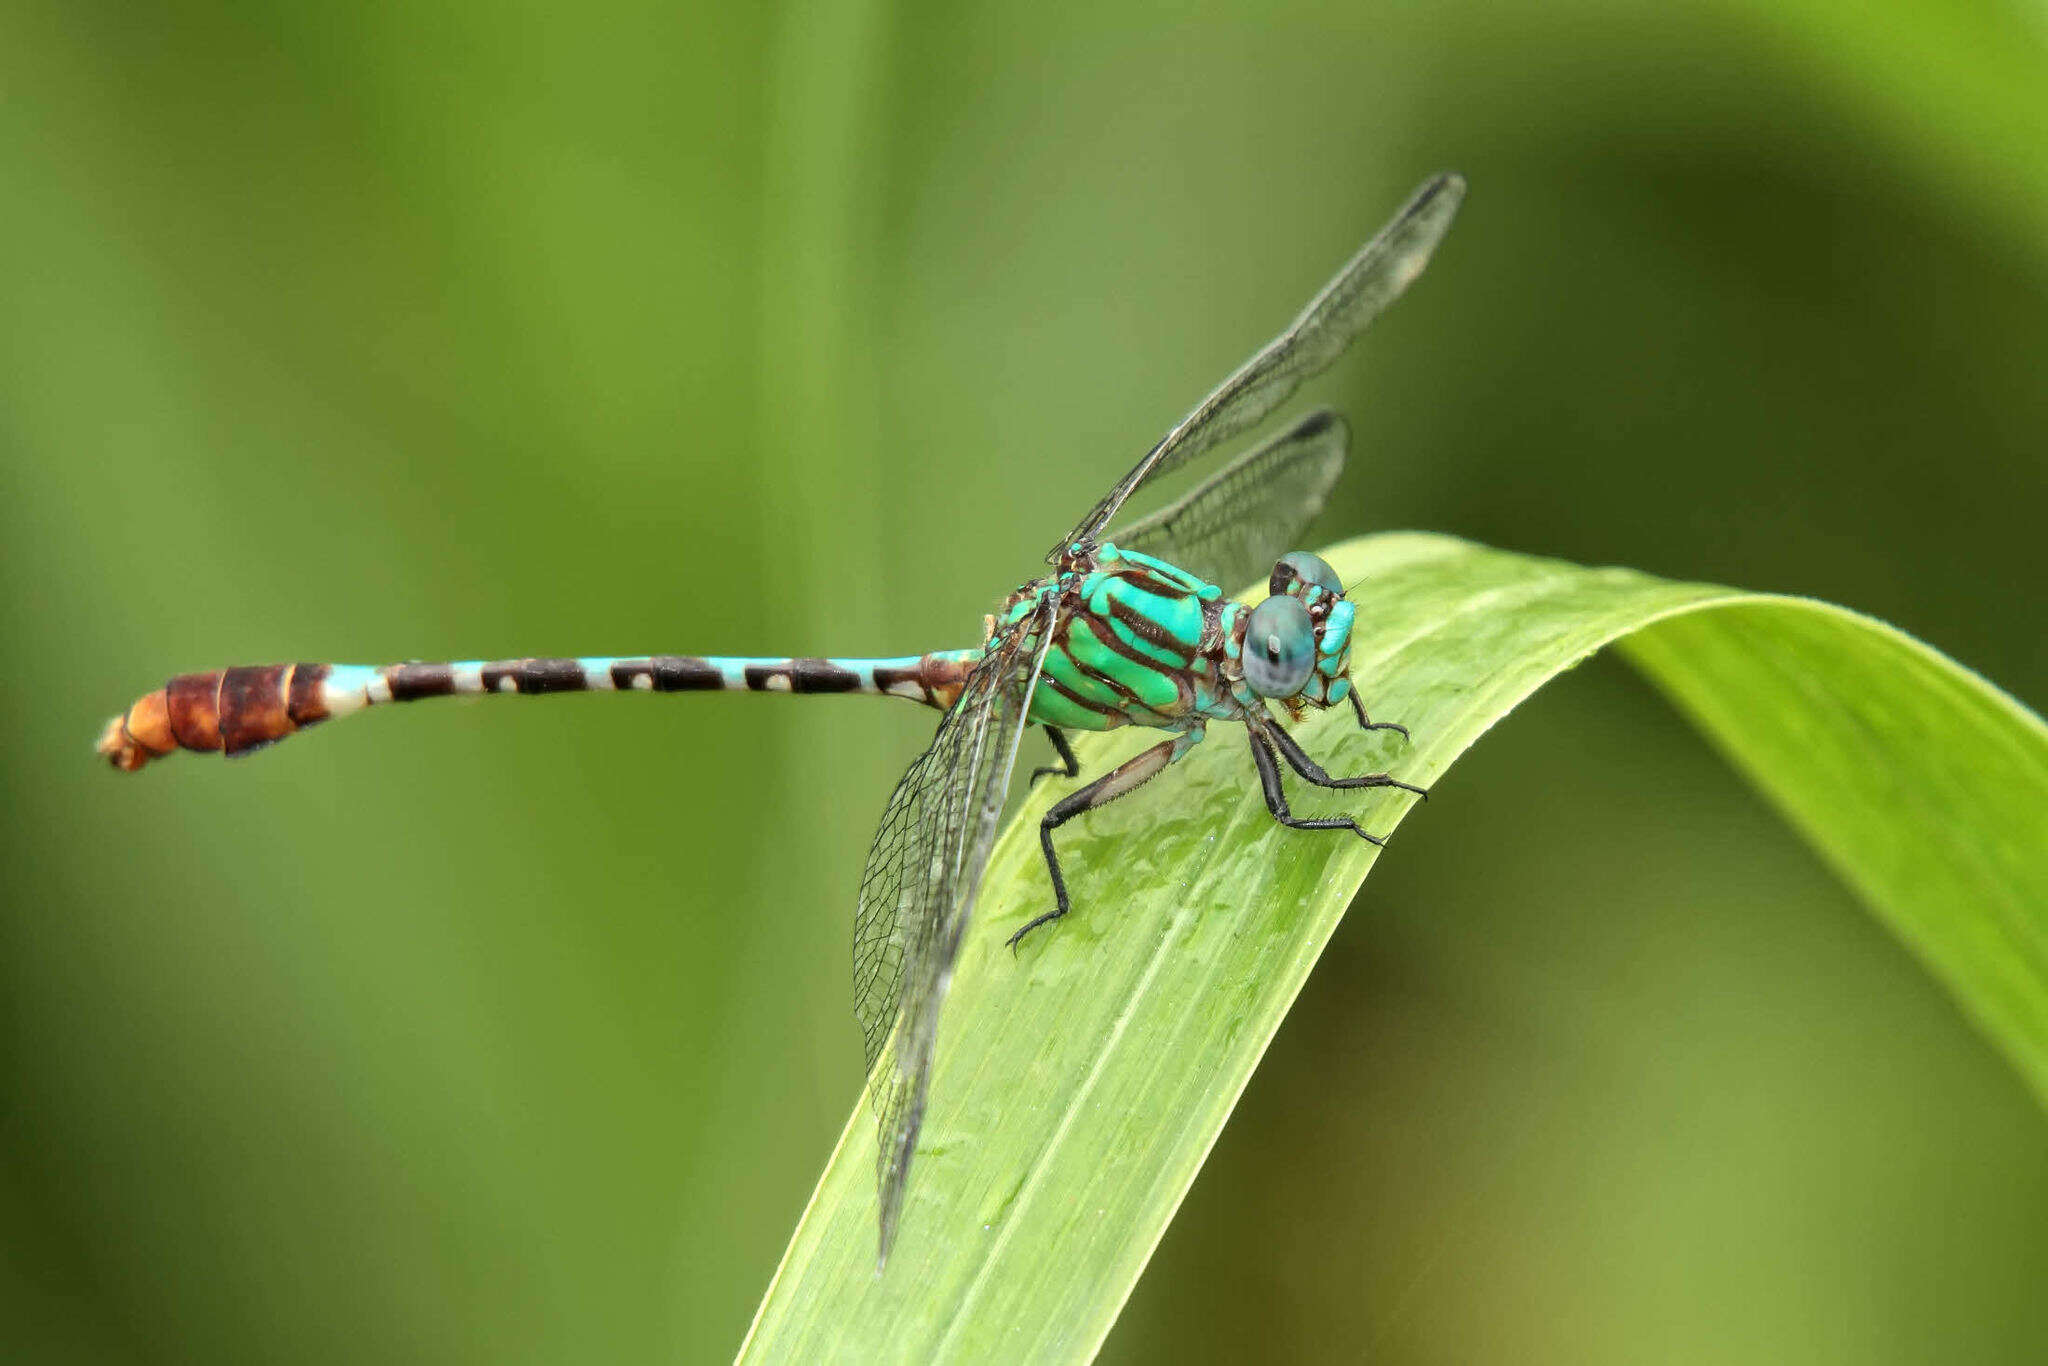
[853, 596, 1057, 1264]
[1111, 408, 1348, 594]
[1054, 171, 1463, 559]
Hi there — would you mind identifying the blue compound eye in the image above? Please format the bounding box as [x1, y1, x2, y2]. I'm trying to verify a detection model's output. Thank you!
[1272, 550, 1344, 597]
[1243, 595, 1317, 698]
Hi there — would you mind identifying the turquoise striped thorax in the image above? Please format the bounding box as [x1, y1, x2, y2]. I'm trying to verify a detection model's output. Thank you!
[989, 542, 1359, 734]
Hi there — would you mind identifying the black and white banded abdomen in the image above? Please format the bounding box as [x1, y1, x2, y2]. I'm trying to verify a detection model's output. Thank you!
[97, 652, 980, 771]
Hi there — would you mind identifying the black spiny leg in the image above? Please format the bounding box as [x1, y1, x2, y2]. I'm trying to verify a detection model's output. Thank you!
[1264, 715, 1428, 800]
[1011, 729, 1203, 950]
[1029, 725, 1082, 786]
[1246, 720, 1387, 847]
[1348, 687, 1410, 741]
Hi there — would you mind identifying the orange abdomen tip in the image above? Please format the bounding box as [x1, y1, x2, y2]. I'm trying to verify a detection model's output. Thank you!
[97, 665, 327, 772]
[98, 686, 183, 771]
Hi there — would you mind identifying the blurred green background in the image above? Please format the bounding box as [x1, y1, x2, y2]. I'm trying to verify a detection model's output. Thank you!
[4, 1, 2045, 1361]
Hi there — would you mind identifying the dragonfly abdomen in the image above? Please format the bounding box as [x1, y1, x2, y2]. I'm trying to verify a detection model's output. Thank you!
[97, 652, 980, 772]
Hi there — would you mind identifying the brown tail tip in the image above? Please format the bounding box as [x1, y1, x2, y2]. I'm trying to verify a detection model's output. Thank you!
[98, 687, 179, 772]
[99, 666, 331, 771]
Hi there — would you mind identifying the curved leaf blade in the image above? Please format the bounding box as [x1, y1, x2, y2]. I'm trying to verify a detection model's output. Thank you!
[1621, 604, 2048, 1098]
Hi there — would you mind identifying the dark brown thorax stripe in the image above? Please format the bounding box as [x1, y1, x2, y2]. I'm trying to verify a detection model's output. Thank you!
[1038, 671, 1120, 720]
[1055, 614, 1152, 712]
[1120, 564, 1189, 600]
[1102, 597, 1188, 656]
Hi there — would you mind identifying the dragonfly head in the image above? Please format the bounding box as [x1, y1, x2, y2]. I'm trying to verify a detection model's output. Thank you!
[1242, 551, 1355, 717]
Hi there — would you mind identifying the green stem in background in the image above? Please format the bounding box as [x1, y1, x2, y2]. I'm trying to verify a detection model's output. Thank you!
[740, 531, 2048, 1363]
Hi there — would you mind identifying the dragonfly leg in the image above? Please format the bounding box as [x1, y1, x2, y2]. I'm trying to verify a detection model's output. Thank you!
[1265, 714, 1427, 799]
[1246, 719, 1388, 847]
[1029, 725, 1082, 786]
[1010, 726, 1206, 950]
[1347, 687, 1410, 741]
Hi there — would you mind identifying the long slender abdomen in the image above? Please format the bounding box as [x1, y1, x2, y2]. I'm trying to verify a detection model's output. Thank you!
[96, 653, 979, 772]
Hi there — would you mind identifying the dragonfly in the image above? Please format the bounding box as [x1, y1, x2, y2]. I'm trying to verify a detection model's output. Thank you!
[97, 171, 1466, 1265]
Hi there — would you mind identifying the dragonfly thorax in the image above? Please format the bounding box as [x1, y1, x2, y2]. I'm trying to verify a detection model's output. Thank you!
[1001, 545, 1230, 734]
[1001, 542, 1361, 735]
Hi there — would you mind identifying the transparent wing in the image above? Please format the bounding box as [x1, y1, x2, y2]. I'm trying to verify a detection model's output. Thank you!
[1111, 408, 1348, 594]
[852, 596, 1057, 1264]
[1054, 171, 1464, 560]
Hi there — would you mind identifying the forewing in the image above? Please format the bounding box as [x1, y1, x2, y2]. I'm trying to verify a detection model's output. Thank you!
[853, 596, 1057, 1263]
[1111, 408, 1347, 593]
[1054, 171, 1463, 558]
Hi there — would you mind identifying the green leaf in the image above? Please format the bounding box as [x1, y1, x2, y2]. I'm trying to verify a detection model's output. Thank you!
[739, 532, 2048, 1362]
